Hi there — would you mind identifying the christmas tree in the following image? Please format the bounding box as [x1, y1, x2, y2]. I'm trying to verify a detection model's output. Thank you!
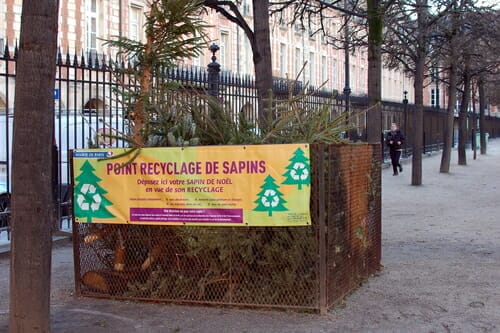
[74, 160, 115, 223]
[253, 175, 288, 217]
[282, 148, 311, 190]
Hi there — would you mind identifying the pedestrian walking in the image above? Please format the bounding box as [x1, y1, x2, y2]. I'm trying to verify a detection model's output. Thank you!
[386, 122, 405, 176]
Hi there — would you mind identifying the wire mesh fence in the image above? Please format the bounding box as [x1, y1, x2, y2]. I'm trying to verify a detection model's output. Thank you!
[75, 224, 320, 309]
[73, 143, 381, 312]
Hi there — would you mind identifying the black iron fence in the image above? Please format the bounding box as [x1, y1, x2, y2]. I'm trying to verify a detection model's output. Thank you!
[1, 44, 500, 233]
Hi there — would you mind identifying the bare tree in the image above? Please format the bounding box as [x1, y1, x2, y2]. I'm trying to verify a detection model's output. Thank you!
[436, 0, 463, 173]
[106, 0, 208, 147]
[383, 0, 439, 185]
[270, 0, 392, 144]
[9, 0, 59, 332]
[203, 1, 273, 132]
[366, 0, 384, 144]
[435, 4, 500, 167]
[469, 10, 500, 156]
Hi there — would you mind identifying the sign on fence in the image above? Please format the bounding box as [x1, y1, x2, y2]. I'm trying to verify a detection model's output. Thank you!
[72, 144, 311, 226]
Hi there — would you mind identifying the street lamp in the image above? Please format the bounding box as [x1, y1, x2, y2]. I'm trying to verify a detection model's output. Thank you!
[403, 90, 408, 156]
[343, 0, 351, 138]
[432, 64, 439, 110]
[207, 43, 220, 97]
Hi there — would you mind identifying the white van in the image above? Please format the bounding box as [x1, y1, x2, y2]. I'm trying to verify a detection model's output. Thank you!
[0, 108, 128, 194]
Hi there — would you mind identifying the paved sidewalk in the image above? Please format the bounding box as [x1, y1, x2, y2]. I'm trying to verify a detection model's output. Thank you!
[0, 141, 499, 332]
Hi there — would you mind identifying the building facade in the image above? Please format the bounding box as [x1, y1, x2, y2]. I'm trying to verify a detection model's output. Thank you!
[2, 1, 496, 116]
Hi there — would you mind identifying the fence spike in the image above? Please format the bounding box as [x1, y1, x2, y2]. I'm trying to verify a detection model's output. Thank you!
[87, 52, 93, 68]
[57, 47, 63, 65]
[100, 54, 106, 70]
[80, 50, 86, 68]
[107, 54, 113, 69]
[3, 40, 9, 59]
[195, 67, 201, 82]
[65, 48, 71, 65]
[14, 41, 18, 59]
[73, 52, 79, 67]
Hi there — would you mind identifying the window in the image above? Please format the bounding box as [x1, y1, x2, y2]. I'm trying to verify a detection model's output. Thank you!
[192, 52, 202, 68]
[430, 66, 439, 82]
[279, 43, 287, 78]
[294, 47, 302, 78]
[129, 6, 142, 41]
[278, 17, 287, 29]
[308, 28, 316, 40]
[350, 64, 356, 92]
[320, 34, 328, 45]
[191, 31, 203, 68]
[242, 38, 252, 74]
[241, 0, 251, 16]
[86, 0, 98, 54]
[360, 67, 365, 92]
[431, 88, 440, 107]
[219, 31, 230, 68]
[321, 56, 327, 84]
[333, 59, 338, 88]
[309, 52, 315, 85]
[455, 100, 461, 116]
[331, 22, 338, 37]
[294, 23, 304, 35]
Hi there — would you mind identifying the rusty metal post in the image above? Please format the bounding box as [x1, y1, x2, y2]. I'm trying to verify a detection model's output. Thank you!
[70, 151, 82, 296]
[318, 144, 328, 314]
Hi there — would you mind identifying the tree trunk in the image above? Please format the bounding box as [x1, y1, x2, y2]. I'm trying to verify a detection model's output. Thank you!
[458, 58, 471, 166]
[412, 0, 426, 186]
[252, 0, 273, 133]
[132, 34, 153, 147]
[9, 1, 59, 332]
[440, 0, 459, 173]
[439, 61, 457, 173]
[366, 0, 383, 144]
[471, 86, 477, 160]
[478, 77, 486, 155]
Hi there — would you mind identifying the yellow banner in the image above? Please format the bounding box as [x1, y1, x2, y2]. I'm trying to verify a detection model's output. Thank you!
[72, 144, 311, 226]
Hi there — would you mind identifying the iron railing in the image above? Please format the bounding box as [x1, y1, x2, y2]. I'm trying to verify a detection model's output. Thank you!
[2, 43, 500, 235]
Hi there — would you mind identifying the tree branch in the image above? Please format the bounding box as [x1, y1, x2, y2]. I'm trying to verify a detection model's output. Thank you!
[202, 1, 260, 61]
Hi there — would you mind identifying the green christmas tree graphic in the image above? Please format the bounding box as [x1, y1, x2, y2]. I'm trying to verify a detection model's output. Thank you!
[282, 148, 311, 190]
[253, 175, 288, 217]
[74, 160, 115, 223]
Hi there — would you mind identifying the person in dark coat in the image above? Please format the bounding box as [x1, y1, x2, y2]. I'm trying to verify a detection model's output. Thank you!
[386, 123, 405, 176]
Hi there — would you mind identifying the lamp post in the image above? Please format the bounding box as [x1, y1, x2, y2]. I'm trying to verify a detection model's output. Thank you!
[343, 0, 351, 138]
[207, 43, 220, 97]
[432, 64, 440, 110]
[435, 75, 439, 110]
[403, 90, 408, 157]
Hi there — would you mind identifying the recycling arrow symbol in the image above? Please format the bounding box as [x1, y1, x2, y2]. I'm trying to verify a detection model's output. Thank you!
[261, 189, 280, 208]
[290, 162, 309, 181]
[76, 183, 102, 211]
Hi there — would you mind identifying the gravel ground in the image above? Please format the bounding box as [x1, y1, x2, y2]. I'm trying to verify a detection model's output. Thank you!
[0, 141, 499, 333]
